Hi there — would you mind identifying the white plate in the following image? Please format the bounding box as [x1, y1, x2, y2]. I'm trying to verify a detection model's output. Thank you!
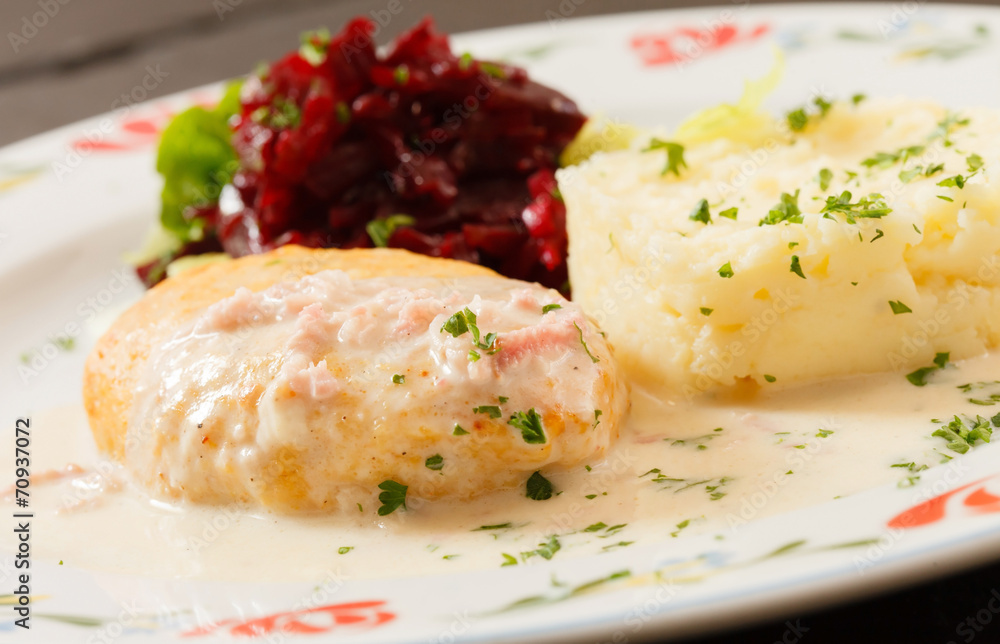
[3, 3, 1000, 642]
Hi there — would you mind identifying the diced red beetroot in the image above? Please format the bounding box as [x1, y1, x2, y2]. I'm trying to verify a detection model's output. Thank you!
[521, 200, 555, 238]
[387, 226, 442, 256]
[462, 223, 524, 257]
[153, 16, 585, 293]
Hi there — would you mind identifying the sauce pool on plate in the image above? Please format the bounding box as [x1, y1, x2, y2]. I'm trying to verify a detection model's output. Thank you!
[7, 351, 997, 582]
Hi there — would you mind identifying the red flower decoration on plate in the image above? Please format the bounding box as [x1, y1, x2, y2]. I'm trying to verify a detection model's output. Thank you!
[630, 22, 770, 67]
[69, 90, 220, 153]
[888, 472, 1000, 529]
[182, 600, 395, 638]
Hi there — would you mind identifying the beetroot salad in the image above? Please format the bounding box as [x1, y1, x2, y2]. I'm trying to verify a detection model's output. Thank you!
[142, 17, 587, 292]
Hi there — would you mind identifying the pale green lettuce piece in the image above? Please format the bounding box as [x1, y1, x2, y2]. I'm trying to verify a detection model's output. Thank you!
[674, 47, 785, 146]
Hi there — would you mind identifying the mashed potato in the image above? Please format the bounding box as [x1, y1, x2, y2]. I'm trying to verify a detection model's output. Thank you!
[559, 97, 1000, 396]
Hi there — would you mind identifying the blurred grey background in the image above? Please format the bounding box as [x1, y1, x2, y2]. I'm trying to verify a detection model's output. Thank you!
[0, 0, 993, 146]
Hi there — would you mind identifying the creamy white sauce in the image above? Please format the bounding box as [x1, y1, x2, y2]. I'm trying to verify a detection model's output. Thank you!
[125, 270, 625, 511]
[4, 352, 998, 583]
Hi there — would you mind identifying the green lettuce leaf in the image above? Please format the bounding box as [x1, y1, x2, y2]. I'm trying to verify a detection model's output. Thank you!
[156, 80, 243, 242]
[674, 47, 784, 146]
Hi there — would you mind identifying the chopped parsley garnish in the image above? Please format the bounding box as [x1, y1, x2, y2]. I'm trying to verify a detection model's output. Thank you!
[376, 480, 408, 515]
[474, 405, 502, 419]
[819, 191, 892, 223]
[453, 424, 469, 435]
[937, 174, 971, 189]
[473, 523, 513, 531]
[521, 535, 561, 561]
[705, 477, 732, 500]
[525, 471, 553, 500]
[892, 461, 928, 488]
[717, 262, 734, 278]
[671, 519, 690, 538]
[644, 139, 687, 177]
[788, 241, 799, 249]
[786, 97, 832, 132]
[689, 198, 712, 224]
[509, 409, 546, 444]
[899, 162, 944, 182]
[498, 396, 509, 404]
[891, 461, 927, 472]
[966, 153, 984, 172]
[851, 93, 867, 105]
[818, 168, 833, 191]
[870, 229, 884, 242]
[479, 62, 506, 79]
[542, 303, 562, 314]
[393, 64, 410, 85]
[928, 112, 970, 146]
[667, 429, 723, 450]
[816, 428, 834, 438]
[700, 307, 714, 316]
[251, 97, 302, 130]
[888, 300, 912, 315]
[501, 553, 518, 566]
[641, 470, 733, 499]
[861, 145, 924, 170]
[593, 409, 603, 428]
[441, 307, 499, 358]
[790, 255, 805, 279]
[957, 381, 1000, 393]
[441, 311, 471, 336]
[366, 214, 415, 247]
[338, 546, 353, 555]
[905, 352, 950, 386]
[719, 207, 738, 220]
[583, 523, 627, 539]
[764, 374, 777, 383]
[932, 415, 994, 454]
[972, 396, 1000, 407]
[957, 381, 1000, 406]
[299, 28, 331, 65]
[759, 190, 802, 226]
[861, 152, 901, 170]
[601, 541, 634, 551]
[443, 309, 495, 350]
[574, 322, 600, 363]
[425, 454, 444, 471]
[938, 195, 954, 202]
[898, 167, 922, 183]
[335, 101, 351, 125]
[392, 374, 405, 384]
[786, 108, 808, 132]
